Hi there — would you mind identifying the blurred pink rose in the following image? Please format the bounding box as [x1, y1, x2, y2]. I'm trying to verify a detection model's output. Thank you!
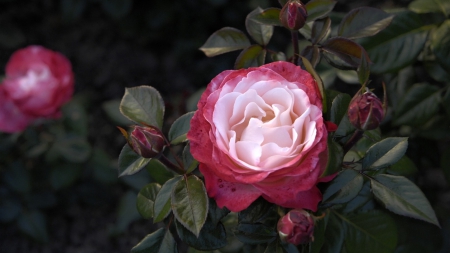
[187, 61, 329, 212]
[0, 45, 74, 133]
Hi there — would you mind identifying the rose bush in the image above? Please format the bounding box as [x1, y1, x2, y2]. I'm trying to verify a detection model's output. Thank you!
[187, 61, 329, 212]
[0, 45, 74, 133]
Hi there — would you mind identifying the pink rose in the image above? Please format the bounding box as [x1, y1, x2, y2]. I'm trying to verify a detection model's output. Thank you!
[187, 61, 329, 212]
[0, 46, 74, 133]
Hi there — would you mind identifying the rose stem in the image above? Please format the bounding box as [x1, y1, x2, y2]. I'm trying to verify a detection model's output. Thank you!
[343, 129, 364, 154]
[291, 30, 300, 65]
[159, 154, 185, 174]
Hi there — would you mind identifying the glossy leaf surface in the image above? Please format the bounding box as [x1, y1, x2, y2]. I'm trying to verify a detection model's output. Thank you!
[371, 174, 440, 227]
[153, 176, 182, 223]
[338, 7, 394, 39]
[200, 27, 250, 57]
[172, 175, 208, 237]
[235, 45, 266, 69]
[246, 7, 274, 46]
[118, 144, 151, 176]
[362, 137, 408, 170]
[131, 228, 178, 253]
[120, 86, 165, 128]
[136, 183, 161, 219]
[359, 11, 432, 73]
[168, 111, 195, 145]
[393, 84, 441, 126]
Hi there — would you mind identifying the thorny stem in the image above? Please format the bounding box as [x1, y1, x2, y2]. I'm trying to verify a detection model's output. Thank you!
[159, 154, 185, 175]
[291, 30, 300, 65]
[343, 129, 364, 154]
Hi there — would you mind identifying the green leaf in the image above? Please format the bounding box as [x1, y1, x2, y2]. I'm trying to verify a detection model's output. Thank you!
[17, 210, 49, 243]
[183, 143, 199, 174]
[175, 200, 229, 251]
[246, 7, 274, 46]
[329, 93, 351, 125]
[136, 183, 161, 219]
[235, 45, 266, 69]
[0, 198, 21, 223]
[120, 86, 165, 128]
[235, 223, 277, 244]
[357, 51, 370, 85]
[153, 175, 182, 223]
[320, 211, 345, 253]
[359, 11, 433, 73]
[238, 197, 277, 225]
[301, 45, 321, 68]
[322, 169, 363, 205]
[409, 0, 450, 16]
[200, 27, 251, 57]
[393, 84, 441, 126]
[50, 164, 82, 190]
[338, 7, 394, 39]
[89, 148, 119, 185]
[265, 239, 285, 253]
[300, 56, 326, 111]
[54, 136, 91, 163]
[2, 162, 30, 193]
[168, 112, 195, 145]
[424, 60, 450, 83]
[146, 159, 175, 185]
[336, 210, 397, 253]
[310, 214, 328, 253]
[248, 8, 282, 26]
[441, 147, 450, 185]
[62, 100, 88, 136]
[118, 144, 151, 176]
[322, 37, 367, 69]
[321, 137, 344, 178]
[335, 114, 356, 138]
[342, 181, 374, 213]
[311, 17, 331, 44]
[172, 175, 209, 236]
[132, 228, 178, 253]
[305, 0, 337, 22]
[362, 137, 408, 170]
[370, 174, 440, 227]
[102, 99, 134, 126]
[386, 156, 418, 176]
[431, 20, 450, 71]
[110, 190, 141, 236]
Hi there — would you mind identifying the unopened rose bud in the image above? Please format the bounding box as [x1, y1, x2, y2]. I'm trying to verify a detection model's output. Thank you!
[277, 209, 314, 245]
[279, 0, 308, 30]
[348, 88, 385, 130]
[118, 125, 167, 158]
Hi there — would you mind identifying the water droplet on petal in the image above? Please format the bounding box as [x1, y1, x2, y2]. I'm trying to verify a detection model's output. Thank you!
[218, 179, 223, 183]
[231, 188, 236, 192]
[219, 184, 224, 188]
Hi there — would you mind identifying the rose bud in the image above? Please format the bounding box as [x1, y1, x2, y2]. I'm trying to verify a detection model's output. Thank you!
[277, 209, 314, 245]
[347, 88, 385, 131]
[279, 0, 308, 30]
[118, 125, 167, 158]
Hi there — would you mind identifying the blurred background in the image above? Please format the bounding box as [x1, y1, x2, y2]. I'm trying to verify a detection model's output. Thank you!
[1, 0, 448, 252]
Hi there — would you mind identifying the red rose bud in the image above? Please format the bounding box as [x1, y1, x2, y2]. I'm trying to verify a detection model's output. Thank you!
[277, 209, 314, 245]
[348, 89, 385, 130]
[279, 0, 308, 30]
[119, 125, 167, 158]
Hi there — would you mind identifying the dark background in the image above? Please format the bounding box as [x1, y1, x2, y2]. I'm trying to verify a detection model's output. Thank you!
[0, 0, 429, 252]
